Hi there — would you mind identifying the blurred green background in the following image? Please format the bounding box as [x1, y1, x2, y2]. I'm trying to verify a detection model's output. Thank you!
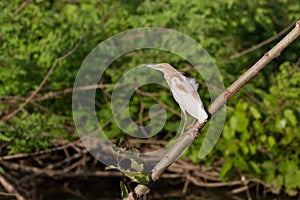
[0, 0, 299, 196]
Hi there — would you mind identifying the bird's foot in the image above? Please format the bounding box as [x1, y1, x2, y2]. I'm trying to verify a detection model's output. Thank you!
[193, 131, 199, 137]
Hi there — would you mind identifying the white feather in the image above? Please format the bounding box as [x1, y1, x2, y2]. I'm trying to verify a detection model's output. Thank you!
[187, 78, 199, 91]
[169, 76, 208, 123]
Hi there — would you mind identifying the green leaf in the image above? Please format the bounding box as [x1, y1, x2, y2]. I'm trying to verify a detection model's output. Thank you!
[267, 136, 276, 148]
[283, 109, 297, 126]
[229, 115, 238, 130]
[123, 171, 149, 185]
[120, 181, 129, 198]
[240, 142, 249, 155]
[253, 120, 264, 132]
[285, 170, 300, 194]
[282, 131, 293, 145]
[0, 133, 12, 142]
[249, 106, 261, 119]
[223, 124, 235, 140]
[271, 175, 283, 195]
[249, 161, 261, 174]
[259, 135, 267, 143]
[234, 155, 249, 172]
[236, 100, 248, 111]
[236, 113, 249, 132]
[248, 143, 257, 155]
[220, 160, 232, 179]
[262, 161, 276, 183]
[130, 158, 144, 172]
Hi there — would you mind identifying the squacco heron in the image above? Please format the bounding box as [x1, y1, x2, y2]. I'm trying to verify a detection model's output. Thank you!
[143, 63, 208, 136]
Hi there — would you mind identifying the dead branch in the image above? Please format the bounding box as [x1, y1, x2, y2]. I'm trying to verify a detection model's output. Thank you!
[0, 159, 122, 178]
[14, 0, 31, 15]
[231, 184, 253, 194]
[0, 140, 81, 160]
[0, 137, 270, 199]
[231, 20, 297, 59]
[0, 175, 25, 200]
[34, 83, 114, 101]
[188, 175, 242, 188]
[130, 20, 300, 199]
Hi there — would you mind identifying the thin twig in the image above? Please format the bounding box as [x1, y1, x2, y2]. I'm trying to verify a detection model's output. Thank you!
[0, 191, 15, 196]
[45, 150, 87, 170]
[62, 155, 90, 173]
[0, 175, 25, 200]
[0, 39, 82, 122]
[231, 20, 296, 59]
[34, 83, 114, 101]
[0, 140, 81, 160]
[0, 84, 114, 103]
[130, 20, 300, 199]
[0, 160, 122, 178]
[182, 173, 190, 194]
[14, 0, 31, 15]
[188, 175, 243, 187]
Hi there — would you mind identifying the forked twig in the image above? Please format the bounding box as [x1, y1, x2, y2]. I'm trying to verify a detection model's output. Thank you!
[130, 20, 300, 199]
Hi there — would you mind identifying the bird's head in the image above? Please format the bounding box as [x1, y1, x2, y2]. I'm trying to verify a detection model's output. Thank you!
[142, 63, 178, 74]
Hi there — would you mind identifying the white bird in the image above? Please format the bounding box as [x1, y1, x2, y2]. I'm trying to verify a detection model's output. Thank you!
[143, 63, 208, 136]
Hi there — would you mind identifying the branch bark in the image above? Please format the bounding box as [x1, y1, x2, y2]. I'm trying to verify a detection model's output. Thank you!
[0, 175, 25, 200]
[0, 160, 122, 178]
[129, 20, 300, 199]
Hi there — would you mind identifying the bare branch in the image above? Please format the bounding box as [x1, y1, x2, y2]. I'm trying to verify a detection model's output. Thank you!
[130, 20, 300, 199]
[0, 160, 122, 178]
[14, 0, 31, 15]
[231, 20, 297, 59]
[0, 175, 25, 200]
[0, 140, 81, 160]
[209, 20, 300, 115]
[34, 83, 114, 101]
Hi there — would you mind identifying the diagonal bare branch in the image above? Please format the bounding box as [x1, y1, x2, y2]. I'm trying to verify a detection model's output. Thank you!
[130, 20, 300, 199]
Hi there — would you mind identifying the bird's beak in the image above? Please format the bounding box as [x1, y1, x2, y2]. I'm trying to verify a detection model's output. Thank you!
[141, 64, 157, 69]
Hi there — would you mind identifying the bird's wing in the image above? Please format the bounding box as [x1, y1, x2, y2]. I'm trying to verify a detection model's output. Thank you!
[170, 76, 208, 123]
[187, 77, 199, 91]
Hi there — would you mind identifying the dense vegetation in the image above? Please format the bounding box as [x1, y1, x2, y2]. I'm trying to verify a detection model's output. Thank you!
[1, 0, 299, 196]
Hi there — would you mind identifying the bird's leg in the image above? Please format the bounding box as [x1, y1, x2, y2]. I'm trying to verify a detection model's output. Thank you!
[180, 111, 188, 137]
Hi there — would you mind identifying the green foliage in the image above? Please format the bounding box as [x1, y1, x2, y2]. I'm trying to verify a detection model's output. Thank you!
[0, 113, 70, 154]
[196, 62, 300, 195]
[105, 146, 149, 186]
[0, 0, 299, 196]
